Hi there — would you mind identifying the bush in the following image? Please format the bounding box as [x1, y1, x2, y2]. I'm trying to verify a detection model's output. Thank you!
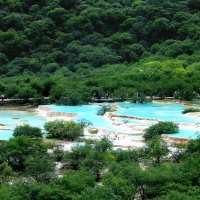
[77, 118, 93, 127]
[132, 93, 147, 103]
[13, 124, 43, 138]
[44, 120, 83, 140]
[89, 128, 98, 134]
[122, 119, 130, 124]
[143, 121, 179, 140]
[182, 107, 200, 114]
[97, 105, 112, 115]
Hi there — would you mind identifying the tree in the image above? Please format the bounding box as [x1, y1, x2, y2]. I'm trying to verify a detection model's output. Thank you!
[64, 144, 92, 170]
[102, 172, 136, 199]
[44, 120, 83, 140]
[52, 170, 95, 195]
[4, 84, 19, 99]
[0, 136, 48, 171]
[185, 137, 200, 154]
[114, 149, 139, 163]
[97, 105, 112, 115]
[63, 120, 83, 141]
[47, 8, 68, 27]
[17, 86, 37, 100]
[143, 121, 179, 140]
[74, 186, 122, 200]
[144, 136, 170, 164]
[24, 155, 56, 183]
[0, 162, 16, 185]
[13, 124, 43, 139]
[44, 119, 65, 139]
[77, 118, 93, 128]
[93, 137, 113, 153]
[66, 92, 82, 105]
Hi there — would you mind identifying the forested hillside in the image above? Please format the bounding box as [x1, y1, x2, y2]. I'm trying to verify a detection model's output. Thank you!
[0, 0, 200, 103]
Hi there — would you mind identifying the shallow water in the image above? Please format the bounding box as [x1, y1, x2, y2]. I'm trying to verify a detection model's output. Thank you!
[115, 102, 199, 123]
[0, 110, 46, 140]
[42, 102, 200, 139]
[44, 104, 132, 133]
[0, 102, 199, 140]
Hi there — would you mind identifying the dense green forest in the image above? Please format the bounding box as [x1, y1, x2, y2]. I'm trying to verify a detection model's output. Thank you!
[0, 0, 200, 103]
[1, 126, 200, 200]
[1, 1, 200, 199]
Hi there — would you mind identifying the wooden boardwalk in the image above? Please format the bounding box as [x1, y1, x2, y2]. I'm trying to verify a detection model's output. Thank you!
[92, 96, 164, 103]
[0, 96, 183, 104]
[0, 97, 49, 103]
[92, 98, 121, 103]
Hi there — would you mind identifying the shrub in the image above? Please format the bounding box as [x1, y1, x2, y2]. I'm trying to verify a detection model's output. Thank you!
[182, 107, 200, 114]
[89, 128, 98, 134]
[77, 118, 93, 127]
[97, 104, 112, 115]
[13, 124, 43, 138]
[122, 119, 130, 124]
[143, 121, 179, 140]
[44, 120, 83, 140]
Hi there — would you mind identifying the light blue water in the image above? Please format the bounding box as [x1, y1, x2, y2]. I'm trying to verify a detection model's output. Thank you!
[115, 102, 200, 139]
[0, 110, 46, 140]
[0, 110, 46, 126]
[0, 102, 200, 140]
[44, 104, 130, 132]
[43, 103, 200, 139]
[117, 118, 156, 125]
[115, 102, 199, 123]
[170, 129, 198, 139]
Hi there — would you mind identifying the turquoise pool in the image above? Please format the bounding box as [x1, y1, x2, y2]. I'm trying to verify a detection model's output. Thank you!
[0, 102, 199, 140]
[115, 102, 199, 123]
[42, 102, 200, 139]
[0, 110, 46, 140]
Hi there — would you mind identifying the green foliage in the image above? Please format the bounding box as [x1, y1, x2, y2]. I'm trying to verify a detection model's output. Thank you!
[114, 149, 139, 163]
[0, 0, 199, 104]
[56, 93, 83, 105]
[75, 186, 122, 200]
[143, 121, 179, 140]
[1, 133, 200, 199]
[185, 137, 200, 154]
[44, 119, 66, 139]
[1, 1, 200, 198]
[93, 136, 113, 153]
[144, 135, 170, 163]
[0, 162, 16, 184]
[66, 93, 82, 106]
[17, 86, 37, 100]
[77, 118, 93, 127]
[64, 120, 84, 141]
[13, 124, 43, 138]
[97, 104, 112, 115]
[44, 120, 83, 140]
[89, 128, 98, 134]
[24, 155, 56, 183]
[182, 107, 200, 114]
[4, 84, 18, 99]
[0, 136, 48, 171]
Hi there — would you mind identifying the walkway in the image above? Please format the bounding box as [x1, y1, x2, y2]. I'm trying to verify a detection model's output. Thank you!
[0, 97, 49, 103]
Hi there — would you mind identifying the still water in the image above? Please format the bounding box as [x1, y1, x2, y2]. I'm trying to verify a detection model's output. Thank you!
[0, 102, 199, 140]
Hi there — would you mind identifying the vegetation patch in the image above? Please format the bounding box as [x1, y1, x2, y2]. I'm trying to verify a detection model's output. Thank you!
[143, 121, 179, 140]
[44, 120, 83, 141]
[122, 119, 130, 124]
[182, 107, 200, 114]
[13, 124, 43, 139]
[97, 105, 113, 116]
[77, 118, 93, 127]
[89, 128, 98, 134]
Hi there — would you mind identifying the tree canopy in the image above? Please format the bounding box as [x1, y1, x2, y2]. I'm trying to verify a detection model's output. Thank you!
[0, 0, 200, 102]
